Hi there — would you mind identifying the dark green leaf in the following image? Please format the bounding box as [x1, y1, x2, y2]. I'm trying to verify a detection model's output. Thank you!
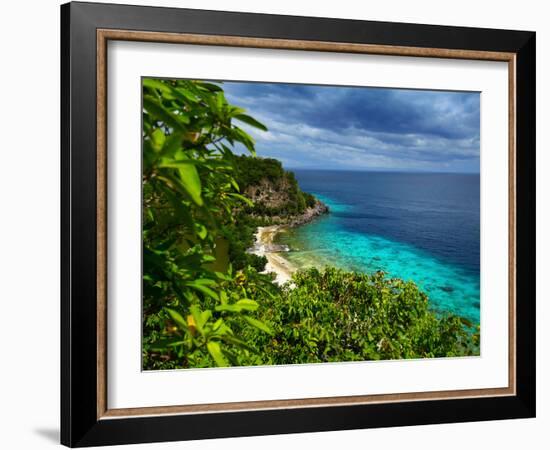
[165, 308, 188, 331]
[243, 316, 273, 335]
[234, 114, 268, 131]
[143, 96, 186, 132]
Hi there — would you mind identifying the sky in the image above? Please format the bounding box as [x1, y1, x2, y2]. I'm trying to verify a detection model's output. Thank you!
[221, 81, 480, 173]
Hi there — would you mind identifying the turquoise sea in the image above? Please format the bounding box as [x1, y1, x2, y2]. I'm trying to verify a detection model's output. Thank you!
[276, 170, 480, 324]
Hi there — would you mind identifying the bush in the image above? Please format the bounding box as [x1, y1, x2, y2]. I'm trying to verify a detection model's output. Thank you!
[142, 78, 275, 369]
[249, 268, 479, 364]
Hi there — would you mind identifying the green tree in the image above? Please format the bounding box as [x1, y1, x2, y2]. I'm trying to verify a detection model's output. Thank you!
[142, 78, 274, 369]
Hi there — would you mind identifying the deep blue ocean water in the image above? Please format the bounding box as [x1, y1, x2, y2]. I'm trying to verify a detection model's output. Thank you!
[277, 170, 480, 323]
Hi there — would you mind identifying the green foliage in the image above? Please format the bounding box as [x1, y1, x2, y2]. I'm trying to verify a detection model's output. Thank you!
[303, 192, 317, 208]
[232, 155, 315, 216]
[223, 212, 268, 271]
[233, 155, 285, 186]
[142, 78, 275, 369]
[251, 268, 479, 364]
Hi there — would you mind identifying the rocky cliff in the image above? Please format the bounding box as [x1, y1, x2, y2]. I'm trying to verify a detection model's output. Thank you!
[234, 156, 329, 226]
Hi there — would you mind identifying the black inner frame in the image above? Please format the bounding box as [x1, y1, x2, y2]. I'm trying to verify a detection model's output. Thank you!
[61, 2, 536, 447]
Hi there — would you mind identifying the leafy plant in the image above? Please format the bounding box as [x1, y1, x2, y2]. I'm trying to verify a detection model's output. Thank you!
[252, 268, 479, 364]
[142, 78, 274, 369]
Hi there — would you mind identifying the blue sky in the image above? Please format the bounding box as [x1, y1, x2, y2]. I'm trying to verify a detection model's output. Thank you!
[222, 81, 480, 173]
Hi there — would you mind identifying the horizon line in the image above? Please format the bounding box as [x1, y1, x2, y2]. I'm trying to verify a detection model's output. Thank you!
[284, 167, 481, 175]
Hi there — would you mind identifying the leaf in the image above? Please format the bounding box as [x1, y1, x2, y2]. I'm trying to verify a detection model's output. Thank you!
[215, 272, 233, 282]
[199, 82, 223, 92]
[212, 318, 224, 331]
[215, 304, 241, 313]
[236, 299, 259, 311]
[173, 110, 191, 124]
[149, 338, 185, 351]
[189, 305, 209, 334]
[143, 96, 186, 132]
[185, 282, 219, 301]
[228, 106, 247, 116]
[192, 278, 218, 286]
[174, 87, 199, 103]
[143, 78, 172, 94]
[201, 255, 216, 263]
[234, 114, 268, 131]
[207, 341, 229, 367]
[199, 310, 212, 329]
[215, 299, 259, 313]
[158, 158, 199, 169]
[231, 127, 256, 155]
[221, 335, 258, 354]
[227, 193, 254, 207]
[159, 158, 203, 206]
[212, 320, 233, 337]
[165, 308, 188, 331]
[215, 92, 224, 112]
[194, 223, 207, 240]
[229, 178, 240, 192]
[176, 166, 202, 205]
[160, 132, 184, 157]
[243, 316, 273, 335]
[219, 290, 228, 304]
[151, 128, 166, 151]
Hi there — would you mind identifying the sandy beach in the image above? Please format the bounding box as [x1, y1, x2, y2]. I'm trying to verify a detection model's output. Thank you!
[249, 226, 296, 285]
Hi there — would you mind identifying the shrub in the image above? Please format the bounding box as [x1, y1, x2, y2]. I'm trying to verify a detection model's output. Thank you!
[142, 78, 274, 369]
[249, 268, 479, 364]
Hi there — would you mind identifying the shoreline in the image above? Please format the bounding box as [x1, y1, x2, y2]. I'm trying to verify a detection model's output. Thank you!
[248, 200, 329, 285]
[250, 225, 296, 285]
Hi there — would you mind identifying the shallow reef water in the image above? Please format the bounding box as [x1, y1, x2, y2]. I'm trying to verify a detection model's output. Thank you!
[276, 171, 481, 324]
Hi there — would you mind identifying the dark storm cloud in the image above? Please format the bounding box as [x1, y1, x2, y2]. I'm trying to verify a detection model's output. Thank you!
[222, 81, 480, 172]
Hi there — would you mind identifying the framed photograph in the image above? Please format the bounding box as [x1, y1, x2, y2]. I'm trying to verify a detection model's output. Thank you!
[61, 1, 536, 447]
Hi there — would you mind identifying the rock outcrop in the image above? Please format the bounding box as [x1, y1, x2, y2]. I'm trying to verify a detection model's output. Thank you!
[287, 200, 329, 227]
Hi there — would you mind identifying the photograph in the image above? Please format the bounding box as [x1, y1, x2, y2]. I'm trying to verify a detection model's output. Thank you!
[142, 78, 481, 370]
